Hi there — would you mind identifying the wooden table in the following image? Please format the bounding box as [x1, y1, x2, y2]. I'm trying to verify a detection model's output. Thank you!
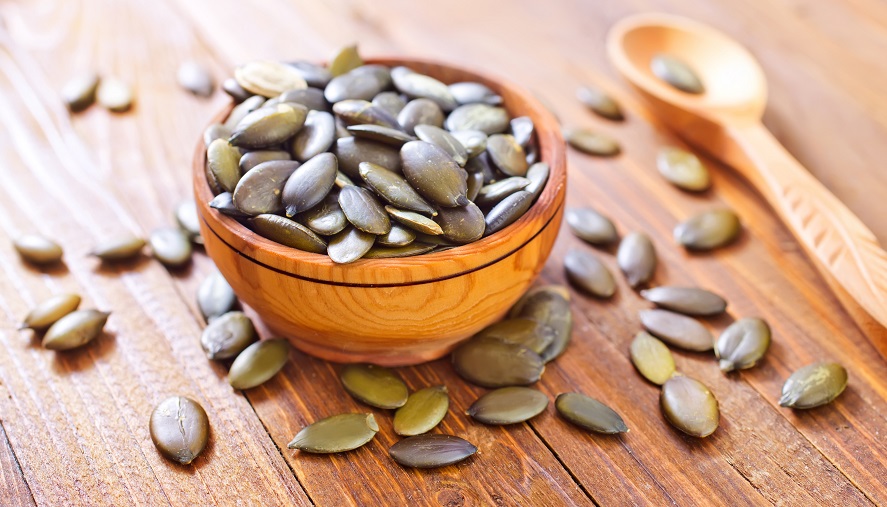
[1, 1, 886, 505]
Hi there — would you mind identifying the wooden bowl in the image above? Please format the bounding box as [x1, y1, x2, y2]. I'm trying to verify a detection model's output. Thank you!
[193, 57, 566, 366]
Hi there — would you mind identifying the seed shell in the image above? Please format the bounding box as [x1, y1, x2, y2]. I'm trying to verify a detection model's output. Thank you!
[228, 339, 291, 390]
[389, 434, 477, 469]
[639, 309, 713, 352]
[651, 54, 705, 94]
[235, 61, 307, 97]
[556, 393, 628, 434]
[564, 128, 620, 156]
[640, 286, 727, 316]
[13, 234, 63, 265]
[340, 364, 409, 409]
[224, 95, 264, 130]
[279, 87, 329, 112]
[468, 387, 548, 425]
[21, 294, 81, 331]
[149, 396, 210, 465]
[576, 85, 624, 121]
[197, 270, 237, 323]
[716, 318, 771, 372]
[42, 309, 110, 350]
[509, 117, 535, 148]
[630, 331, 676, 385]
[452, 337, 544, 388]
[174, 199, 203, 244]
[566, 208, 619, 246]
[200, 311, 257, 360]
[287, 61, 332, 89]
[204, 123, 231, 148]
[149, 228, 192, 268]
[91, 235, 145, 262]
[288, 413, 378, 453]
[393, 385, 449, 436]
[779, 362, 847, 409]
[329, 45, 364, 77]
[333, 100, 399, 129]
[474, 177, 530, 207]
[327, 226, 375, 264]
[564, 249, 616, 299]
[674, 209, 742, 250]
[657, 147, 710, 192]
[401, 141, 469, 208]
[348, 124, 415, 146]
[617, 232, 656, 288]
[524, 162, 550, 199]
[206, 138, 243, 193]
[660, 376, 719, 437]
[251, 214, 328, 253]
[222, 78, 251, 102]
[208, 192, 250, 218]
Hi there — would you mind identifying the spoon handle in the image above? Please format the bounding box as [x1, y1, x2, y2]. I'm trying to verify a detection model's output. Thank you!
[727, 123, 887, 329]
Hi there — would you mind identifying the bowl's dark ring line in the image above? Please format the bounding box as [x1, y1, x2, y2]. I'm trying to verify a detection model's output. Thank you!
[200, 200, 563, 288]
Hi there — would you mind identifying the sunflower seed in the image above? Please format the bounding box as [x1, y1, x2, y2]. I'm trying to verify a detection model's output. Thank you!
[475, 318, 555, 355]
[660, 376, 719, 437]
[288, 413, 378, 453]
[377, 224, 416, 247]
[617, 232, 656, 288]
[235, 61, 307, 97]
[62, 73, 99, 112]
[389, 434, 477, 468]
[556, 393, 628, 434]
[715, 318, 771, 372]
[197, 269, 237, 323]
[329, 45, 364, 77]
[42, 309, 109, 350]
[14, 234, 63, 265]
[233, 160, 299, 215]
[564, 249, 616, 298]
[91, 235, 146, 262]
[468, 387, 548, 425]
[397, 98, 445, 136]
[251, 214, 327, 253]
[449, 82, 502, 106]
[651, 54, 705, 94]
[630, 331, 676, 385]
[359, 162, 436, 215]
[510, 287, 572, 363]
[639, 309, 713, 352]
[674, 209, 742, 250]
[21, 294, 81, 331]
[564, 128, 620, 156]
[393, 386, 449, 436]
[445, 103, 510, 134]
[484, 190, 534, 236]
[290, 110, 336, 162]
[452, 336, 544, 388]
[576, 85, 624, 121]
[401, 141, 469, 207]
[230, 103, 308, 149]
[228, 338, 291, 389]
[414, 125, 468, 166]
[434, 202, 485, 244]
[150, 396, 209, 465]
[177, 61, 214, 97]
[333, 137, 402, 178]
[386, 206, 444, 235]
[149, 228, 192, 268]
[97, 77, 133, 112]
[200, 311, 256, 360]
[657, 147, 710, 192]
[779, 362, 847, 409]
[340, 364, 409, 409]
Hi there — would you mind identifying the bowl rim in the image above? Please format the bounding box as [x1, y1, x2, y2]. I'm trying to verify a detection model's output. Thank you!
[194, 56, 567, 287]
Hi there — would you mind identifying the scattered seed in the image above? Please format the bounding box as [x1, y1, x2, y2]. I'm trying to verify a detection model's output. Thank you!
[177, 61, 214, 97]
[651, 54, 705, 94]
[340, 364, 409, 409]
[21, 294, 81, 331]
[576, 85, 624, 121]
[389, 434, 477, 468]
[657, 147, 710, 192]
[393, 385, 449, 436]
[468, 387, 548, 425]
[62, 73, 100, 112]
[556, 393, 628, 434]
[716, 318, 771, 372]
[564, 128, 620, 156]
[639, 309, 713, 352]
[660, 376, 719, 437]
[452, 336, 544, 388]
[197, 269, 237, 323]
[630, 331, 676, 385]
[510, 287, 573, 363]
[474, 318, 555, 355]
[565, 208, 618, 246]
[42, 309, 109, 350]
[200, 311, 257, 360]
[640, 286, 726, 317]
[617, 232, 656, 288]
[150, 396, 210, 465]
[175, 199, 203, 244]
[13, 234, 63, 265]
[228, 338, 291, 389]
[97, 78, 134, 112]
[288, 413, 378, 453]
[149, 227, 192, 268]
[564, 249, 616, 299]
[779, 362, 847, 409]
[674, 209, 742, 250]
[91, 235, 146, 262]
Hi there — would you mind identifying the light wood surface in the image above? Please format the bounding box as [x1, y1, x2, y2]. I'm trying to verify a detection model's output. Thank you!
[1, 0, 886, 505]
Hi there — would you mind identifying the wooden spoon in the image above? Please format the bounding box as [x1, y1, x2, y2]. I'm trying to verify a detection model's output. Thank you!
[607, 13, 887, 329]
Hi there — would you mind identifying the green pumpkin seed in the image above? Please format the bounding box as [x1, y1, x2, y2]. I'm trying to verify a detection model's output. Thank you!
[475, 318, 554, 354]
[486, 134, 529, 177]
[240, 150, 291, 173]
[289, 413, 378, 453]
[97, 77, 133, 112]
[466, 152, 503, 184]
[333, 100, 399, 129]
[222, 77, 251, 103]
[525, 140, 539, 166]
[177, 61, 214, 97]
[657, 147, 710, 192]
[329, 45, 363, 77]
[661, 376, 719, 437]
[228, 338, 291, 389]
[452, 336, 544, 388]
[377, 224, 416, 247]
[150, 396, 210, 465]
[509, 117, 535, 148]
[42, 309, 109, 350]
[434, 202, 485, 244]
[779, 362, 847, 409]
[200, 311, 257, 360]
[401, 141, 469, 207]
[62, 72, 99, 112]
[466, 171, 484, 202]
[14, 234, 63, 265]
[21, 293, 81, 331]
[327, 226, 375, 264]
[414, 125, 468, 166]
[298, 191, 347, 235]
[325, 67, 388, 103]
[564, 128, 620, 156]
[651, 54, 705, 94]
[149, 227, 192, 268]
[204, 123, 231, 148]
[391, 66, 457, 111]
[333, 137, 402, 179]
[197, 269, 237, 323]
[207, 138, 243, 193]
[338, 185, 391, 234]
[389, 434, 477, 468]
[386, 206, 444, 235]
[445, 103, 510, 135]
[484, 190, 534, 236]
[235, 60, 307, 97]
[566, 208, 618, 246]
[251, 214, 327, 253]
[362, 243, 436, 259]
[281, 152, 337, 217]
[175, 199, 202, 244]
[397, 98, 445, 136]
[674, 209, 742, 250]
[372, 92, 407, 117]
[468, 387, 548, 425]
[564, 249, 616, 299]
[629, 331, 676, 385]
[617, 232, 656, 288]
[639, 309, 713, 352]
[91, 235, 146, 262]
[393, 386, 449, 436]
[450, 130, 488, 158]
[340, 364, 409, 409]
[279, 87, 329, 112]
[576, 85, 624, 121]
[208, 192, 250, 218]
[224, 95, 265, 130]
[285, 61, 331, 89]
[230, 103, 308, 149]
[290, 110, 335, 162]
[524, 162, 550, 199]
[510, 287, 572, 363]
[233, 160, 299, 215]
[716, 318, 771, 372]
[449, 81, 502, 106]
[359, 162, 436, 215]
[640, 286, 727, 316]
[347, 124, 415, 146]
[556, 393, 627, 434]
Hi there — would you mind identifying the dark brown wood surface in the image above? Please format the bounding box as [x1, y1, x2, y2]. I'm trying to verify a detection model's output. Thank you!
[0, 0, 885, 505]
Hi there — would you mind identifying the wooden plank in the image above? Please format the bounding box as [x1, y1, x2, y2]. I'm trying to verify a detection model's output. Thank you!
[0, 423, 35, 507]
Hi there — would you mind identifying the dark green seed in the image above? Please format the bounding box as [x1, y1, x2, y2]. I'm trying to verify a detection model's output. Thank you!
[617, 232, 656, 288]
[204, 123, 231, 148]
[391, 66, 457, 111]
[524, 162, 550, 199]
[251, 214, 327, 253]
[339, 185, 391, 234]
[233, 160, 299, 215]
[475, 177, 530, 207]
[91, 235, 145, 262]
[14, 234, 63, 265]
[576, 85, 624, 121]
[175, 199, 202, 244]
[640, 286, 727, 316]
[716, 318, 771, 372]
[393, 386, 449, 436]
[177, 61, 214, 97]
[639, 309, 713, 352]
[287, 61, 332, 89]
[467, 152, 503, 184]
[466, 171, 484, 202]
[229, 103, 308, 149]
[149, 227, 192, 268]
[468, 387, 548, 425]
[329, 45, 363, 77]
[779, 362, 847, 409]
[197, 269, 237, 323]
[386, 206, 444, 235]
[297, 191, 347, 236]
[235, 61, 307, 97]
[279, 87, 328, 112]
[657, 147, 710, 192]
[556, 393, 628, 434]
[445, 103, 510, 134]
[359, 162, 436, 215]
[484, 190, 534, 236]
[401, 141, 469, 208]
[21, 294, 81, 331]
[42, 309, 109, 350]
[362, 243, 436, 258]
[651, 54, 705, 94]
[207, 138, 243, 193]
[372, 92, 407, 117]
[564, 128, 620, 156]
[564, 249, 616, 299]
[222, 77, 251, 102]
[224, 95, 265, 130]
[62, 72, 99, 112]
[150, 396, 210, 465]
[510, 287, 573, 363]
[509, 117, 535, 148]
[324, 65, 389, 103]
[347, 124, 415, 146]
[566, 208, 619, 246]
[486, 134, 528, 177]
[674, 209, 742, 250]
[389, 434, 477, 469]
[200, 311, 257, 360]
[475, 318, 554, 355]
[228, 338, 291, 390]
[377, 224, 416, 247]
[397, 98, 444, 136]
[340, 364, 409, 409]
[452, 337, 544, 388]
[288, 413, 378, 453]
[327, 226, 375, 264]
[208, 192, 249, 218]
[240, 150, 291, 173]
[450, 130, 488, 158]
[449, 81, 502, 106]
[414, 125, 468, 166]
[291, 110, 336, 162]
[333, 100, 399, 129]
[661, 376, 719, 437]
[434, 202, 485, 244]
[282, 152, 337, 217]
[333, 137, 402, 179]
[630, 331, 676, 386]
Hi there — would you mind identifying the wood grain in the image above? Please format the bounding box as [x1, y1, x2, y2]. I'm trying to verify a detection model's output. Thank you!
[0, 424, 35, 507]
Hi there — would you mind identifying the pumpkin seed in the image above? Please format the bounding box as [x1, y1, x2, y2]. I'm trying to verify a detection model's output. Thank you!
[91, 235, 146, 262]
[335, 170, 355, 188]
[450, 130, 488, 158]
[377, 224, 416, 247]
[362, 243, 436, 258]
[487, 134, 529, 177]
[289, 413, 378, 453]
[397, 98, 445, 136]
[434, 202, 485, 244]
[640, 286, 727, 316]
[197, 269, 237, 323]
[474, 176, 529, 208]
[466, 151, 503, 184]
[510, 285, 571, 316]
[779, 362, 847, 409]
[509, 117, 535, 148]
[230, 103, 308, 149]
[389, 434, 477, 468]
[206, 138, 242, 193]
[333, 99, 399, 129]
[177, 61, 214, 97]
[475, 318, 554, 355]
[386, 206, 444, 235]
[224, 95, 265, 130]
[333, 137, 402, 178]
[21, 293, 81, 331]
[175, 199, 202, 244]
[222, 78, 251, 103]
[62, 73, 99, 112]
[556, 393, 628, 434]
[393, 386, 449, 436]
[14, 234, 63, 265]
[617, 232, 656, 288]
[327, 226, 375, 264]
[564, 249, 616, 299]
[338, 185, 391, 234]
[716, 318, 771, 372]
[287, 61, 332, 88]
[566, 208, 619, 246]
[235, 61, 307, 97]
[414, 125, 468, 166]
[359, 162, 436, 215]
[149, 396, 210, 465]
[97, 77, 133, 112]
[674, 209, 742, 250]
[208, 192, 249, 218]
[251, 214, 327, 253]
[290, 110, 335, 162]
[391, 66, 457, 111]
[510, 287, 572, 363]
[651, 54, 705, 94]
[525, 140, 539, 165]
[452, 336, 544, 388]
[401, 141, 469, 207]
[149, 227, 192, 268]
[468, 387, 548, 425]
[347, 124, 415, 146]
[639, 309, 713, 352]
[279, 88, 329, 112]
[298, 192, 347, 235]
[200, 311, 257, 360]
[340, 364, 409, 409]
[240, 150, 291, 173]
[233, 160, 299, 215]
[466, 171, 484, 202]
[204, 124, 231, 148]
[657, 147, 710, 192]
[576, 85, 624, 121]
[228, 338, 291, 389]
[524, 162, 550, 199]
[445, 104, 510, 134]
[564, 128, 620, 156]
[42, 309, 109, 350]
[372, 92, 407, 117]
[329, 45, 363, 77]
[484, 190, 534, 236]
[449, 81, 502, 106]
[281, 152, 337, 217]
[630, 331, 676, 385]
[660, 376, 719, 437]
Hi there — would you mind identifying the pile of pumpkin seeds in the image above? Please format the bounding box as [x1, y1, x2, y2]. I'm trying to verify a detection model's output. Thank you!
[203, 45, 550, 263]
